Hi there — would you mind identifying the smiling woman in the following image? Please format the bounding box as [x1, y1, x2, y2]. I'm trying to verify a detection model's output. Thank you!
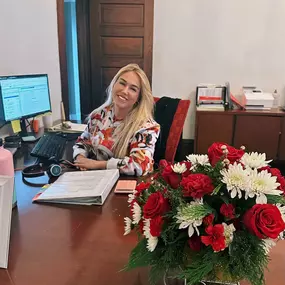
[73, 63, 160, 176]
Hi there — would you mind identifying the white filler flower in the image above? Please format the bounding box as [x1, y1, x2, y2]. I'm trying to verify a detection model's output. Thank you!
[123, 217, 132, 236]
[221, 163, 249, 199]
[186, 154, 210, 170]
[245, 169, 282, 204]
[143, 219, 158, 252]
[172, 162, 187, 174]
[131, 202, 142, 224]
[240, 152, 272, 169]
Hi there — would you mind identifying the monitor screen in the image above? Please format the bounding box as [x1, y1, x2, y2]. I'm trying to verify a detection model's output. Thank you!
[0, 74, 52, 122]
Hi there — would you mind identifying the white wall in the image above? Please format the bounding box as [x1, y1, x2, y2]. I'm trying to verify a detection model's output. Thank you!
[0, 0, 61, 137]
[153, 0, 285, 139]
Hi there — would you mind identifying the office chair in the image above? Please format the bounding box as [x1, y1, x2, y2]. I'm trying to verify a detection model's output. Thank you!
[154, 96, 190, 164]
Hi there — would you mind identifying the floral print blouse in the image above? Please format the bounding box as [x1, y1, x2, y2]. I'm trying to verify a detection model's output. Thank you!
[73, 105, 160, 176]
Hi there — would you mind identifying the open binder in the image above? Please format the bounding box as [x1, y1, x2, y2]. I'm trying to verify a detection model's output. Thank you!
[33, 169, 119, 206]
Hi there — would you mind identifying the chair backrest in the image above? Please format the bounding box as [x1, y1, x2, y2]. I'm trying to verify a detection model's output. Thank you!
[154, 97, 190, 163]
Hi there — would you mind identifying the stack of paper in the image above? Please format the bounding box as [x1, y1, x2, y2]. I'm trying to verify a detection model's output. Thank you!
[0, 175, 14, 268]
[33, 169, 120, 206]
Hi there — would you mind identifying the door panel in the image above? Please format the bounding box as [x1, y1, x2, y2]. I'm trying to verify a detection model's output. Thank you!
[86, 0, 153, 110]
[234, 116, 281, 160]
[100, 4, 144, 26]
[195, 113, 234, 154]
[101, 67, 120, 89]
[101, 37, 143, 57]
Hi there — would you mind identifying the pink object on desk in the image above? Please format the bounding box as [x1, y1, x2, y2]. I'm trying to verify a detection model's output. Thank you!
[0, 138, 16, 207]
[0, 139, 14, 177]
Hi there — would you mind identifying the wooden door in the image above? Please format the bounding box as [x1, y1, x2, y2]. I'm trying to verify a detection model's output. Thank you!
[77, 0, 154, 115]
[195, 112, 234, 154]
[234, 115, 281, 160]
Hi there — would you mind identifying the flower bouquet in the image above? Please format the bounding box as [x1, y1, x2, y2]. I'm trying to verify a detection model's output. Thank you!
[123, 142, 285, 285]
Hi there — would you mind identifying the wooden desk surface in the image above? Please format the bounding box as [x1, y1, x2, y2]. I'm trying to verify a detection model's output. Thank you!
[1, 142, 285, 285]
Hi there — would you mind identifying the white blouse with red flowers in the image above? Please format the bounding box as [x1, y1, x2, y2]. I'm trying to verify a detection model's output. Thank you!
[73, 105, 160, 176]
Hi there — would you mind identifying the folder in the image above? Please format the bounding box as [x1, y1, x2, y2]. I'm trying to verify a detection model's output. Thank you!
[33, 169, 119, 206]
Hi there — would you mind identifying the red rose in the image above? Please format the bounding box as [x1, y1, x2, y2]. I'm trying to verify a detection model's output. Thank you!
[201, 224, 226, 252]
[269, 168, 285, 193]
[258, 166, 271, 172]
[162, 165, 180, 189]
[143, 192, 169, 219]
[278, 176, 285, 193]
[181, 174, 214, 199]
[135, 182, 151, 197]
[269, 168, 281, 177]
[208, 142, 244, 166]
[138, 220, 144, 234]
[243, 204, 285, 239]
[159, 159, 170, 169]
[220, 203, 235, 219]
[188, 235, 202, 251]
[150, 216, 164, 237]
[203, 214, 215, 226]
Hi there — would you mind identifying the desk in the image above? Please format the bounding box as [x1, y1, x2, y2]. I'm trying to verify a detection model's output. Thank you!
[1, 145, 285, 285]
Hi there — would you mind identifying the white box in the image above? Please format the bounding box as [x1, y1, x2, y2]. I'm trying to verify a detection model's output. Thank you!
[0, 175, 14, 268]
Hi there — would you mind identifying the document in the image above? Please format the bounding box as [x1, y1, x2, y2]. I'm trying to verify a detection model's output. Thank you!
[33, 169, 120, 206]
[0, 175, 14, 268]
[48, 121, 87, 133]
[11, 120, 21, 133]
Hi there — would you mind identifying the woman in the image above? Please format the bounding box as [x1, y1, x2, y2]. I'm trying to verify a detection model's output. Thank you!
[73, 63, 160, 176]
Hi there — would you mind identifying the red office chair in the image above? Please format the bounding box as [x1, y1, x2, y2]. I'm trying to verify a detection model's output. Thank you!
[154, 97, 190, 163]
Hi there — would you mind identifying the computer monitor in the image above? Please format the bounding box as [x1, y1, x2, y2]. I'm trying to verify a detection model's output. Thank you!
[0, 74, 52, 134]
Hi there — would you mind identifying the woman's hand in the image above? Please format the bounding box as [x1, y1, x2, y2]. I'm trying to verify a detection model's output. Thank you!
[74, 155, 107, 171]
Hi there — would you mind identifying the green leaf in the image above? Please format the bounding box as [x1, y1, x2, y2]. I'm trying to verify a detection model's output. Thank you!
[211, 183, 223, 195]
[123, 239, 152, 271]
[266, 194, 285, 205]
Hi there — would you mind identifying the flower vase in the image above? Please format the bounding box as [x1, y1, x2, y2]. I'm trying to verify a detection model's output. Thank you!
[163, 268, 240, 285]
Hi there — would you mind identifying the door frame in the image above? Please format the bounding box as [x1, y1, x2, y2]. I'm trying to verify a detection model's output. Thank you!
[56, 0, 154, 119]
[57, 0, 69, 120]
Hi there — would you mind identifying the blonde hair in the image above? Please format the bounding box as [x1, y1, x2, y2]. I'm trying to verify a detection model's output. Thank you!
[90, 63, 154, 158]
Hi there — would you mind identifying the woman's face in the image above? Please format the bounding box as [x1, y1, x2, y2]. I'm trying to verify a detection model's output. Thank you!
[112, 71, 141, 112]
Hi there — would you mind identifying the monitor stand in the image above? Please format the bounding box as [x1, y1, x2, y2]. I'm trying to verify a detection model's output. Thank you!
[19, 119, 39, 142]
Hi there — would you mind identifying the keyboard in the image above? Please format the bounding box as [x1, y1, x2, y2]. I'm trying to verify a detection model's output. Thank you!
[30, 133, 68, 161]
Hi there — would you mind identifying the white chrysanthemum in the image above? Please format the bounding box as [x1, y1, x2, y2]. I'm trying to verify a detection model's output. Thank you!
[123, 217, 132, 236]
[263, 239, 276, 254]
[146, 236, 158, 252]
[128, 190, 137, 204]
[186, 154, 210, 170]
[221, 163, 249, 199]
[245, 169, 282, 204]
[143, 219, 158, 252]
[131, 202, 141, 224]
[240, 152, 272, 169]
[171, 162, 187, 174]
[222, 223, 236, 246]
[175, 200, 205, 237]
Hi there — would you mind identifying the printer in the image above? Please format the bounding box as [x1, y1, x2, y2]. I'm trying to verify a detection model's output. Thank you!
[241, 91, 274, 110]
